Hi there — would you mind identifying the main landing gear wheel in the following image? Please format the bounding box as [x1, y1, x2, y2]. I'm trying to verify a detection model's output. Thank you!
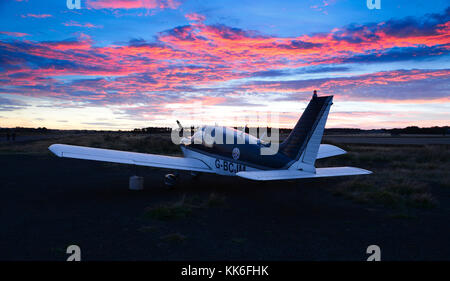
[164, 173, 179, 188]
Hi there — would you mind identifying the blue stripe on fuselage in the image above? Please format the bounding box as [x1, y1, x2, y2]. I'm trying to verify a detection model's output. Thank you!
[183, 133, 294, 169]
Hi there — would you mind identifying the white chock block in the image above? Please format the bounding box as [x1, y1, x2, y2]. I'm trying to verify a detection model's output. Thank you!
[129, 176, 144, 190]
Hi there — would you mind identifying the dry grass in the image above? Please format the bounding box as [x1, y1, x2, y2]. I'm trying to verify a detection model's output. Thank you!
[205, 192, 227, 207]
[144, 195, 194, 220]
[318, 144, 449, 209]
[144, 193, 227, 220]
[0, 133, 181, 155]
[231, 237, 247, 244]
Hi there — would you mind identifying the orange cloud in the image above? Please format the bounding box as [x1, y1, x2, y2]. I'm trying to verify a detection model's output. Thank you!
[1, 8, 449, 107]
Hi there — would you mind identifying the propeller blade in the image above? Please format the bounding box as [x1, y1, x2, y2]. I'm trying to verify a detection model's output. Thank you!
[176, 120, 183, 130]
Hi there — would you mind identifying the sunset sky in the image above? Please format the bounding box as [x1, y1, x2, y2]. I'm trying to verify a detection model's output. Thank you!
[0, 0, 449, 130]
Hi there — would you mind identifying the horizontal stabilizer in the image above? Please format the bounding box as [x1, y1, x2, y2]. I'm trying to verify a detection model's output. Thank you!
[49, 144, 212, 172]
[317, 144, 346, 159]
[236, 166, 371, 181]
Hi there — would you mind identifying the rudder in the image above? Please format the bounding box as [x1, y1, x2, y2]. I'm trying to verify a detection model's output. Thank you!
[279, 92, 333, 170]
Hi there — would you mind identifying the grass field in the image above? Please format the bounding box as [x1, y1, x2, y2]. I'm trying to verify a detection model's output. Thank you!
[1, 132, 448, 211]
[317, 144, 449, 210]
[0, 133, 179, 155]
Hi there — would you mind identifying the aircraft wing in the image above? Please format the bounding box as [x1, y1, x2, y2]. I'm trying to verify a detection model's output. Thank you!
[236, 167, 371, 181]
[49, 144, 213, 173]
[317, 144, 346, 159]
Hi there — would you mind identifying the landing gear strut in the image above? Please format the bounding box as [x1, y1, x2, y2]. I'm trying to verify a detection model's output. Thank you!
[190, 171, 201, 180]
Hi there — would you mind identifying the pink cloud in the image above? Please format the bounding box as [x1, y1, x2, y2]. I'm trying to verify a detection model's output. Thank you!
[21, 14, 52, 18]
[87, 0, 181, 9]
[310, 0, 336, 15]
[240, 69, 450, 103]
[62, 21, 103, 28]
[0, 31, 29, 37]
[185, 13, 206, 22]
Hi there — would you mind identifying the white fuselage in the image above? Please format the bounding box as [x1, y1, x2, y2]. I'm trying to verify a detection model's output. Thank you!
[181, 146, 260, 176]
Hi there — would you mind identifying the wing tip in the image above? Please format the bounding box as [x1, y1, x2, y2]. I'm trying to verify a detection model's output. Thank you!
[236, 172, 262, 181]
[347, 166, 372, 175]
[331, 145, 347, 156]
[48, 144, 62, 157]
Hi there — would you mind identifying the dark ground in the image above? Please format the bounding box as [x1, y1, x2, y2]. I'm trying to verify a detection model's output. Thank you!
[1, 151, 449, 261]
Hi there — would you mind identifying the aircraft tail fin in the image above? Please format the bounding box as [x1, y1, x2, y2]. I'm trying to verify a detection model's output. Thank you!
[279, 91, 333, 168]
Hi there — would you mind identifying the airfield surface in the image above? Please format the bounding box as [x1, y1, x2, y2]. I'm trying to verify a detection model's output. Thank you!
[0, 134, 449, 260]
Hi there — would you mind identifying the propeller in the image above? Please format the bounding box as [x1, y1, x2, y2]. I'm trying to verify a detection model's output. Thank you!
[176, 120, 183, 130]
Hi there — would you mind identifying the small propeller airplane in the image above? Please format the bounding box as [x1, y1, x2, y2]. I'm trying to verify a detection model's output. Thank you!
[49, 91, 371, 185]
